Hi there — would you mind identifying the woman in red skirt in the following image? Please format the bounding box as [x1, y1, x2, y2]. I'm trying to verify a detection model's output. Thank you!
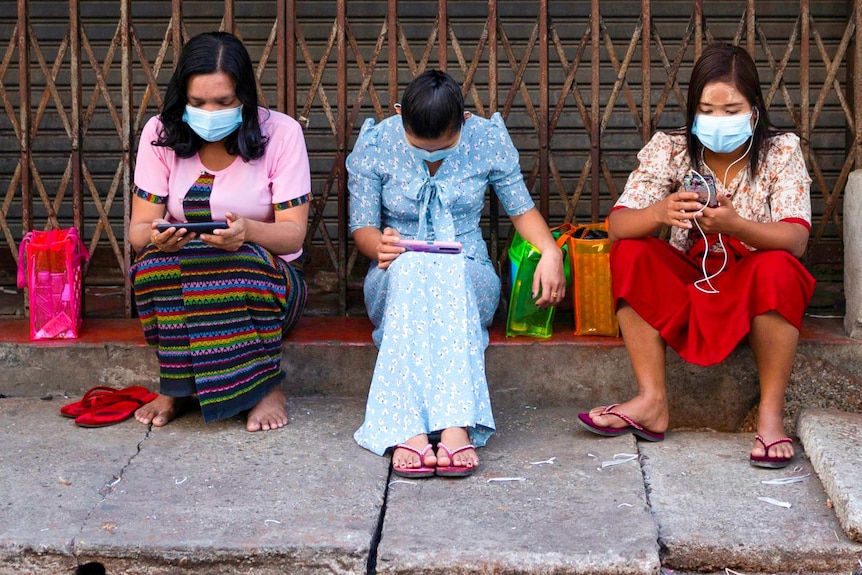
[577, 43, 815, 469]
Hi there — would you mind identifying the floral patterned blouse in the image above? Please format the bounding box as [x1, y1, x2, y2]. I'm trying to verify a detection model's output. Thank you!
[615, 131, 812, 252]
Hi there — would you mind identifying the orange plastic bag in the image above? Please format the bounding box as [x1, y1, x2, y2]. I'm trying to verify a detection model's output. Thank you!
[17, 228, 88, 340]
[562, 223, 619, 337]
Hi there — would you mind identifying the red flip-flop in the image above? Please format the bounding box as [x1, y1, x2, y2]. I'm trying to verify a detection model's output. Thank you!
[392, 444, 436, 478]
[435, 443, 477, 477]
[60, 386, 125, 418]
[74, 391, 158, 428]
[61, 386, 155, 419]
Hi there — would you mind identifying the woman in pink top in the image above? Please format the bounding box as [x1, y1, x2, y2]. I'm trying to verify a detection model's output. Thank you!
[128, 32, 311, 431]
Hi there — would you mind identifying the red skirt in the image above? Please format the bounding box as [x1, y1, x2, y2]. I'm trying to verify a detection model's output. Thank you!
[610, 237, 816, 366]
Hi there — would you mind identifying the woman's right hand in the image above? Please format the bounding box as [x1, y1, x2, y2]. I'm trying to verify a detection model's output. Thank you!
[149, 220, 196, 253]
[654, 190, 705, 230]
[376, 227, 406, 269]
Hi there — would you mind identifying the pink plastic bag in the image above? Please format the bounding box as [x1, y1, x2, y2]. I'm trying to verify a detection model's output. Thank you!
[17, 228, 89, 340]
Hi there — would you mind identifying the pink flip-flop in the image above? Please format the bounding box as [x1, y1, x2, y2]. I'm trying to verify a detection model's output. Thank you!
[392, 444, 436, 478]
[577, 403, 665, 442]
[749, 435, 794, 469]
[435, 442, 477, 477]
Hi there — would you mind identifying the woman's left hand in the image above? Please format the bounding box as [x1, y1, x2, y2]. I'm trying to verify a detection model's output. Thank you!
[201, 212, 247, 251]
[532, 247, 567, 308]
[692, 194, 741, 235]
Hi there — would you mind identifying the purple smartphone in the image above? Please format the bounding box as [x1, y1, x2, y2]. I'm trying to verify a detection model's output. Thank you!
[394, 239, 462, 254]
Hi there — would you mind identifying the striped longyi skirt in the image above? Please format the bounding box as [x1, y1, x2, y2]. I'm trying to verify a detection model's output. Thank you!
[130, 240, 306, 422]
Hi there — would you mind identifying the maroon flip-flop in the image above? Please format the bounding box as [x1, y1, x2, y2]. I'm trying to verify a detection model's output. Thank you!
[749, 435, 794, 469]
[577, 404, 665, 442]
[435, 443, 477, 477]
[392, 444, 436, 478]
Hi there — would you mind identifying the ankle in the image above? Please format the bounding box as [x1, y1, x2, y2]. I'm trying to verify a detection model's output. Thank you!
[439, 427, 469, 445]
[641, 392, 667, 404]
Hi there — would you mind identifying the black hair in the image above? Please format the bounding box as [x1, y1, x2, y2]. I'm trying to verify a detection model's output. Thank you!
[400, 70, 465, 139]
[154, 31, 267, 161]
[685, 43, 780, 177]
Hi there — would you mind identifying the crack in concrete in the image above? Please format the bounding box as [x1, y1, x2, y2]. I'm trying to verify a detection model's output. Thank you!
[70, 426, 153, 564]
[365, 464, 394, 575]
[635, 445, 670, 565]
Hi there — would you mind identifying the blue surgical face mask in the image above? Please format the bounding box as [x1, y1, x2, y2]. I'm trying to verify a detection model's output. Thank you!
[183, 104, 243, 142]
[405, 133, 461, 163]
[692, 111, 754, 154]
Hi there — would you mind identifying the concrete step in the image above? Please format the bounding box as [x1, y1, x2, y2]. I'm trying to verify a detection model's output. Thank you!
[2, 316, 862, 434]
[798, 409, 862, 544]
[0, 396, 387, 575]
[641, 433, 860, 573]
[376, 404, 660, 574]
[1, 396, 861, 575]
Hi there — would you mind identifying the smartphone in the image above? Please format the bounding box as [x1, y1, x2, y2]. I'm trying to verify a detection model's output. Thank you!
[156, 221, 229, 234]
[683, 173, 718, 208]
[393, 239, 462, 254]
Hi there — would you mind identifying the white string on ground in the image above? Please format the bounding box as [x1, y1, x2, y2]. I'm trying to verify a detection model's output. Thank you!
[600, 453, 637, 469]
[757, 496, 791, 509]
[529, 457, 556, 466]
[760, 474, 809, 485]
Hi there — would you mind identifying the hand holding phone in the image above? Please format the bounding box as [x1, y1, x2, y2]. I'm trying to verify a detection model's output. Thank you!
[393, 239, 462, 254]
[683, 173, 718, 208]
[156, 221, 229, 234]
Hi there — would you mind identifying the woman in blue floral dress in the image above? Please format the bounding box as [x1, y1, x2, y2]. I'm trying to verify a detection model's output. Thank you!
[348, 71, 566, 477]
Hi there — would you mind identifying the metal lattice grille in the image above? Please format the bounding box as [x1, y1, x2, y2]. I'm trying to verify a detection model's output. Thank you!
[0, 0, 856, 316]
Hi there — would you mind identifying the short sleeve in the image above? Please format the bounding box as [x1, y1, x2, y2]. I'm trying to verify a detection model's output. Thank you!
[765, 133, 812, 227]
[347, 118, 383, 233]
[486, 113, 534, 217]
[266, 113, 312, 209]
[617, 131, 687, 209]
[134, 115, 172, 198]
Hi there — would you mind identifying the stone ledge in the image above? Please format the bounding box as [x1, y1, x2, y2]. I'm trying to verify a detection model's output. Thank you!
[844, 169, 862, 339]
[798, 409, 862, 543]
[1, 317, 860, 434]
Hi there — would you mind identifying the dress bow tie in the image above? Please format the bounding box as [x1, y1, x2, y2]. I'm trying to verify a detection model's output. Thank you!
[404, 176, 456, 242]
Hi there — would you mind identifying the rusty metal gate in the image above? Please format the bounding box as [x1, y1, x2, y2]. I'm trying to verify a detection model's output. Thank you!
[0, 0, 858, 317]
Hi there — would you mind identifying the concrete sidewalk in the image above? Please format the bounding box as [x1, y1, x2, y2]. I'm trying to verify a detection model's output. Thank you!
[1, 395, 860, 575]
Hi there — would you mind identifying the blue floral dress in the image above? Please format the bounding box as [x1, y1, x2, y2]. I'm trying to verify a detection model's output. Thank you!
[347, 112, 534, 455]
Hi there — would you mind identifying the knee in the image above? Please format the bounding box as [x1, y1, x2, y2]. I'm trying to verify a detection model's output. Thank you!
[748, 251, 810, 292]
[388, 250, 421, 272]
[610, 238, 660, 275]
[389, 251, 468, 276]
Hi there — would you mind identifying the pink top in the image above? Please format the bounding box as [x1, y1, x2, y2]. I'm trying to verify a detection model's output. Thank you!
[134, 107, 311, 261]
[615, 131, 812, 252]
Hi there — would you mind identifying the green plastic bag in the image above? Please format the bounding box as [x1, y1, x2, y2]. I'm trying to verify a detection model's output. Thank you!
[505, 224, 575, 338]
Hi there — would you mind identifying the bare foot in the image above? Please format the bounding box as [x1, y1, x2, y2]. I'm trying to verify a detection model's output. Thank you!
[437, 427, 478, 469]
[134, 395, 189, 427]
[246, 386, 288, 432]
[392, 434, 436, 471]
[751, 411, 795, 460]
[587, 394, 669, 434]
